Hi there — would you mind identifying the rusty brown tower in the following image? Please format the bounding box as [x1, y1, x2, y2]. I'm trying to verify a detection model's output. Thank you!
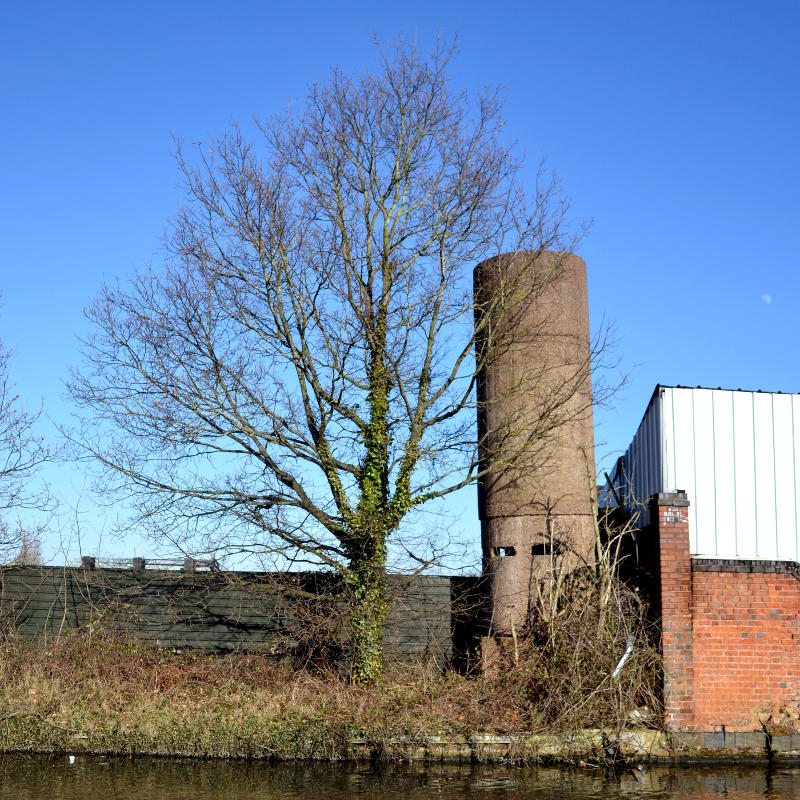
[474, 251, 596, 635]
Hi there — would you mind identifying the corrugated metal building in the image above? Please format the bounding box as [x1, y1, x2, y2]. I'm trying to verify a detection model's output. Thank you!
[611, 385, 800, 562]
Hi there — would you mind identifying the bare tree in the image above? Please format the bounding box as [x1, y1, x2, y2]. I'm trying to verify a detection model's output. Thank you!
[0, 322, 49, 563]
[69, 40, 586, 683]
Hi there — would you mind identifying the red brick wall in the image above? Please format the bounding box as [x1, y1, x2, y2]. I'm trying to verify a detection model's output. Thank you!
[651, 493, 696, 731]
[650, 493, 800, 733]
[691, 565, 800, 731]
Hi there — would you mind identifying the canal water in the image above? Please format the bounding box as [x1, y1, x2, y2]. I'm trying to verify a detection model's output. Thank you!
[1, 756, 798, 799]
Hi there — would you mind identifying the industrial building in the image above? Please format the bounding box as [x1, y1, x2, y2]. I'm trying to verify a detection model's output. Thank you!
[613, 385, 800, 562]
[610, 386, 799, 732]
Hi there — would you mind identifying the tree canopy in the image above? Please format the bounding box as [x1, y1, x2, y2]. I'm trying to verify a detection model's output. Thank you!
[70, 40, 583, 682]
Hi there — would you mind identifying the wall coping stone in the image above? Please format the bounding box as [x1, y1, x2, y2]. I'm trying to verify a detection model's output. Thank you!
[649, 492, 690, 507]
[692, 558, 800, 575]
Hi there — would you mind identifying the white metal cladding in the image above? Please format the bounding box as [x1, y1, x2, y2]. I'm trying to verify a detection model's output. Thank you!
[616, 386, 800, 561]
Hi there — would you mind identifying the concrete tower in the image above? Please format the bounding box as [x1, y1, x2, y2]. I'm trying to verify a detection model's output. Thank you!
[474, 251, 596, 635]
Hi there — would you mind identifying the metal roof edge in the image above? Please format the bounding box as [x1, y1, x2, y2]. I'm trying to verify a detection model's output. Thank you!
[653, 384, 799, 396]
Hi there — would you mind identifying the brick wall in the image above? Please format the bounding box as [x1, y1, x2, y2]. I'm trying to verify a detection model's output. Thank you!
[650, 492, 696, 731]
[648, 492, 800, 733]
[691, 561, 800, 731]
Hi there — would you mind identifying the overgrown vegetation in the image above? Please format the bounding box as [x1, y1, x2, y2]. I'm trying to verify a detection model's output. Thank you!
[511, 503, 662, 733]
[0, 568, 661, 761]
[0, 498, 663, 759]
[497, 570, 662, 733]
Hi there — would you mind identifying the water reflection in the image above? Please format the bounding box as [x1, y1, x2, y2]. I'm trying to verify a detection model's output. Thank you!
[1, 756, 798, 799]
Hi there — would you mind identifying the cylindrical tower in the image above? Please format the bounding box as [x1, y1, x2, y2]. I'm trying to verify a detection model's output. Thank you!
[474, 251, 596, 635]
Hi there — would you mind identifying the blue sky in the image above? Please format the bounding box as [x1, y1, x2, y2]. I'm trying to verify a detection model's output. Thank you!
[1, 1, 798, 565]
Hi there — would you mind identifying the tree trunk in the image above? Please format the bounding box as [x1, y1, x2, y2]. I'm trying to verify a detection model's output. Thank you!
[347, 538, 387, 684]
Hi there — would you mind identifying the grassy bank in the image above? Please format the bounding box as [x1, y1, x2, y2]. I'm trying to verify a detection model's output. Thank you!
[0, 633, 660, 761]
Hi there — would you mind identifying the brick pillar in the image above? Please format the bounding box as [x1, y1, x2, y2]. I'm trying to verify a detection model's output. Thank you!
[650, 491, 695, 731]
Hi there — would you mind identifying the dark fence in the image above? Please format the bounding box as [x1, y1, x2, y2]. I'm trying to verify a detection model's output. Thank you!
[0, 566, 484, 666]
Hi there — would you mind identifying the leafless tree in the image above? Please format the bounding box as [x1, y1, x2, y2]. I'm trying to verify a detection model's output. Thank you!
[0, 321, 49, 563]
[69, 39, 589, 683]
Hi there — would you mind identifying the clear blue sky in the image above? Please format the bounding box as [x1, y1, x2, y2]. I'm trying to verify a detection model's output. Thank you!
[1, 1, 798, 565]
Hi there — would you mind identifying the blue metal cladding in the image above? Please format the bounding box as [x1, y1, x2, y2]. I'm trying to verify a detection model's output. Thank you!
[614, 386, 800, 562]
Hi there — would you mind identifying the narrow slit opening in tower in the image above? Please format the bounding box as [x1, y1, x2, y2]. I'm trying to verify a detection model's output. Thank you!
[531, 541, 565, 557]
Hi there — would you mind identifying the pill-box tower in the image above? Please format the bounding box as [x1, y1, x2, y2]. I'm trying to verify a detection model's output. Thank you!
[474, 251, 596, 634]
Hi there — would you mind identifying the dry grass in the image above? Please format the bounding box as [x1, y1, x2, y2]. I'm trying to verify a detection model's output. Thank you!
[0, 603, 661, 760]
[0, 633, 515, 744]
